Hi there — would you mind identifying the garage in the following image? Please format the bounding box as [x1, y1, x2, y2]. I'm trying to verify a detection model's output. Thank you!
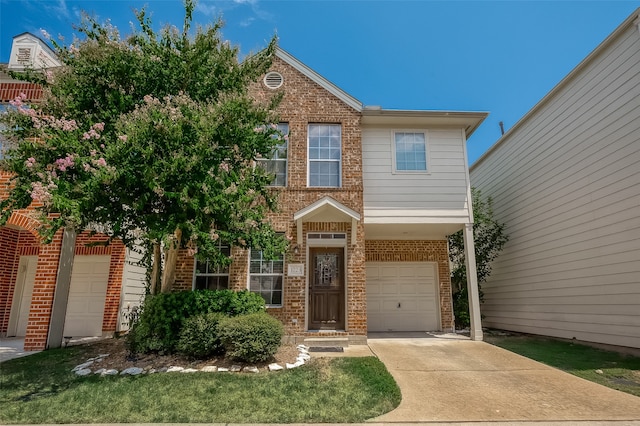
[63, 255, 110, 337]
[366, 262, 440, 332]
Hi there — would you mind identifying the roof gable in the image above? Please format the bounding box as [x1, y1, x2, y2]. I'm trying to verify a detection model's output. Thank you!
[275, 47, 362, 112]
[9, 32, 60, 70]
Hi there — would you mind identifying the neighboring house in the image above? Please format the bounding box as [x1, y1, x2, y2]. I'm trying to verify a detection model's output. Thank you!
[470, 9, 640, 349]
[0, 33, 146, 351]
[170, 48, 487, 343]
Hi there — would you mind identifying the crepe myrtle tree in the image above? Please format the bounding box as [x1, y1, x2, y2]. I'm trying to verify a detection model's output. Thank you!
[0, 0, 289, 293]
[448, 187, 508, 328]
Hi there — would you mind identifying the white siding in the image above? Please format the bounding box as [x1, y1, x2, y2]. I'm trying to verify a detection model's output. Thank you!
[470, 17, 640, 348]
[363, 128, 471, 213]
[118, 248, 147, 331]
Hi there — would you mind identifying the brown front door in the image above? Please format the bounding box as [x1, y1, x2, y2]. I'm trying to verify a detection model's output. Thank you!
[309, 247, 345, 330]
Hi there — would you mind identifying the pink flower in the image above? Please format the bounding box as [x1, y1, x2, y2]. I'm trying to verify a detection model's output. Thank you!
[92, 122, 105, 132]
[83, 129, 100, 140]
[54, 154, 75, 172]
[118, 135, 128, 142]
[219, 162, 230, 172]
[25, 157, 36, 168]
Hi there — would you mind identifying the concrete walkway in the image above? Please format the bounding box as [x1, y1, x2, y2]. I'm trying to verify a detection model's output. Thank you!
[367, 334, 640, 423]
[0, 337, 40, 363]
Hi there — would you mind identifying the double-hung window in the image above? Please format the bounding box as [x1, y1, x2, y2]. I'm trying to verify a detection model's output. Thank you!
[193, 242, 231, 290]
[394, 131, 428, 172]
[308, 124, 341, 187]
[248, 249, 284, 306]
[258, 123, 288, 186]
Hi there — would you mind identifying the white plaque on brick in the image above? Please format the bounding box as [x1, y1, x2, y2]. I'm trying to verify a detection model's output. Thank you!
[287, 263, 305, 277]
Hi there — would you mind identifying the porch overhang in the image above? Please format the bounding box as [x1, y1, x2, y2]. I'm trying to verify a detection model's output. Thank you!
[293, 196, 361, 245]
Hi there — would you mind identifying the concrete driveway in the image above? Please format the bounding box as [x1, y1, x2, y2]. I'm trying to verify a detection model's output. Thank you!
[367, 333, 640, 422]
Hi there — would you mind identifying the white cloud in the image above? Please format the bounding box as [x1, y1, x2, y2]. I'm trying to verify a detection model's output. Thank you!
[239, 17, 255, 27]
[51, 0, 71, 19]
[196, 2, 218, 18]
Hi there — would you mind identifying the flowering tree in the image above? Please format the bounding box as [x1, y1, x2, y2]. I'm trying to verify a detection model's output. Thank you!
[0, 0, 288, 293]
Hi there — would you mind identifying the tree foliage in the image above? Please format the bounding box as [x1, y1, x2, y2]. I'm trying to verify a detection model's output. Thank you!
[0, 0, 288, 292]
[448, 187, 509, 327]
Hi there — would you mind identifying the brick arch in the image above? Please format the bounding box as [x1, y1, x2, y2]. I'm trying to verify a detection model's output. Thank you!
[5, 211, 43, 240]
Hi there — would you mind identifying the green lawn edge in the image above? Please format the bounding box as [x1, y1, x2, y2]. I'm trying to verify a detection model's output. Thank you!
[0, 347, 401, 424]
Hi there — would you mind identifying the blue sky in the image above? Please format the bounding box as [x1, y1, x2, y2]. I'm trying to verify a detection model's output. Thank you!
[1, 0, 638, 163]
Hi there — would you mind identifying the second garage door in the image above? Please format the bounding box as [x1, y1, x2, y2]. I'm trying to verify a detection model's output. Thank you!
[367, 262, 440, 332]
[64, 255, 110, 337]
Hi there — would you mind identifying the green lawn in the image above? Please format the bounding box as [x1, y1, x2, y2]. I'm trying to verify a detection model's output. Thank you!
[486, 333, 640, 397]
[0, 347, 400, 424]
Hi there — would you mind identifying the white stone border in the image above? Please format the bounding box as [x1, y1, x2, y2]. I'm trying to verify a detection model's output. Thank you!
[72, 345, 312, 376]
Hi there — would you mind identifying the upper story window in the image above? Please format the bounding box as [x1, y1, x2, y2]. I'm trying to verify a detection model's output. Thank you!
[257, 123, 288, 187]
[248, 248, 284, 307]
[308, 124, 341, 187]
[394, 131, 428, 172]
[193, 242, 231, 290]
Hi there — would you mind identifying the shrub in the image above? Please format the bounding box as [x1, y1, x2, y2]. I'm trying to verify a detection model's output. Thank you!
[126, 289, 266, 354]
[177, 312, 226, 358]
[218, 312, 284, 363]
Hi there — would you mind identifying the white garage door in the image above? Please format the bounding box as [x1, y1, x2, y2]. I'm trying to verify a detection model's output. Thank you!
[367, 262, 440, 332]
[64, 255, 110, 337]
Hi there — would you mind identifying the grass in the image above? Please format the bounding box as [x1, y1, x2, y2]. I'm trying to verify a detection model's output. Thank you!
[0, 347, 400, 424]
[486, 333, 640, 397]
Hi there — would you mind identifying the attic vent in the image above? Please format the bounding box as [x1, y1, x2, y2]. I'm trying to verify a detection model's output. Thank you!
[17, 48, 32, 64]
[264, 71, 283, 89]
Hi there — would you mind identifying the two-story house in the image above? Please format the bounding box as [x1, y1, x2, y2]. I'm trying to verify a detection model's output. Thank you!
[1, 35, 487, 350]
[171, 48, 488, 344]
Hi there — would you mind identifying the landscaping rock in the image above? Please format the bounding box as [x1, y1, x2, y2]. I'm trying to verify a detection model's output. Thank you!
[230, 365, 242, 372]
[94, 368, 106, 375]
[217, 367, 229, 372]
[201, 366, 217, 372]
[75, 368, 92, 376]
[72, 361, 94, 371]
[298, 353, 311, 361]
[166, 366, 184, 373]
[286, 362, 298, 369]
[268, 363, 284, 371]
[181, 368, 199, 373]
[596, 369, 604, 374]
[120, 367, 143, 375]
[243, 366, 259, 373]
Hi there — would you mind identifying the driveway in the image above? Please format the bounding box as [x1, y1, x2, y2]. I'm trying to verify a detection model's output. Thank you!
[367, 333, 640, 422]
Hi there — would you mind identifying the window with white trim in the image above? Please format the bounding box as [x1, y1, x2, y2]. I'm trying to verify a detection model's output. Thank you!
[394, 131, 427, 172]
[193, 243, 231, 290]
[248, 249, 284, 306]
[308, 124, 341, 187]
[257, 123, 288, 186]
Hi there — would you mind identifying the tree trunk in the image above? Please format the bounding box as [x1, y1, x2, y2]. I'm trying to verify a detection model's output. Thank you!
[150, 243, 162, 295]
[160, 228, 182, 293]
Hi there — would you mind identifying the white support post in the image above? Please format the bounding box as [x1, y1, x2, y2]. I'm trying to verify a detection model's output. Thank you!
[463, 223, 483, 341]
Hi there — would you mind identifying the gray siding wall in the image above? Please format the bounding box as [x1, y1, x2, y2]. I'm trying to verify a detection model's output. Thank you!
[118, 248, 146, 331]
[363, 127, 470, 212]
[470, 20, 640, 348]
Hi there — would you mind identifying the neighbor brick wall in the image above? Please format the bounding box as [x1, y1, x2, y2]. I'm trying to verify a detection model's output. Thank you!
[1, 176, 128, 348]
[365, 240, 454, 331]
